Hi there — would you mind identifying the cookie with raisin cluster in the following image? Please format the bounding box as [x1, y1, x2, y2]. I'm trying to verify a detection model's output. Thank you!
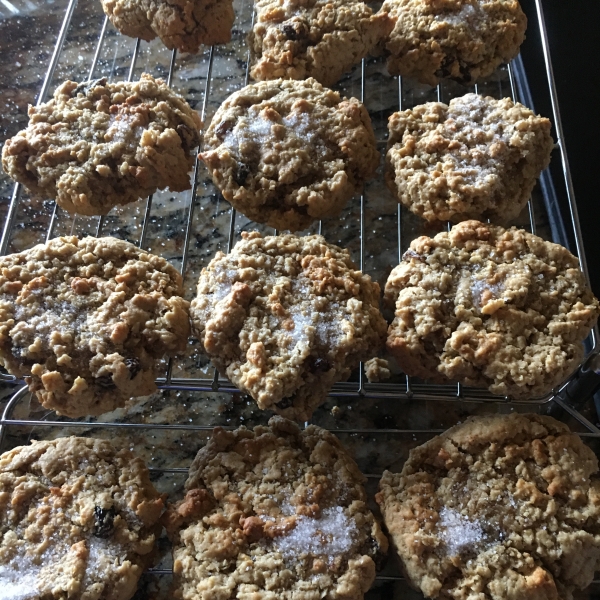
[2, 74, 202, 216]
[0, 436, 164, 600]
[0, 236, 190, 417]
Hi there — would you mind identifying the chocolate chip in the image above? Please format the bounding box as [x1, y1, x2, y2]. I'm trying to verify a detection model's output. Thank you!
[234, 163, 251, 186]
[215, 119, 234, 140]
[282, 24, 298, 40]
[306, 356, 331, 374]
[93, 506, 116, 538]
[124, 358, 141, 380]
[95, 375, 116, 389]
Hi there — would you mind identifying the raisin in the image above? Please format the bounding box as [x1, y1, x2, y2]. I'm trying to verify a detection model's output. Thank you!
[73, 77, 106, 97]
[402, 249, 424, 262]
[458, 65, 473, 84]
[282, 24, 298, 40]
[124, 358, 141, 380]
[95, 375, 116, 389]
[215, 119, 234, 140]
[363, 536, 387, 570]
[277, 396, 296, 409]
[94, 506, 116, 538]
[234, 163, 251, 186]
[177, 123, 197, 150]
[434, 56, 454, 79]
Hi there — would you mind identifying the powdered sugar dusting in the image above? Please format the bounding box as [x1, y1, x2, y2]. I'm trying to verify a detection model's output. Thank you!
[274, 506, 358, 559]
[438, 507, 483, 556]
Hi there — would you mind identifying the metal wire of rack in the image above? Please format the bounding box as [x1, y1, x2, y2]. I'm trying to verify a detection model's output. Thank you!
[1, 0, 600, 593]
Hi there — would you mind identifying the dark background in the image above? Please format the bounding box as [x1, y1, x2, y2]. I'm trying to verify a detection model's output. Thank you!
[532, 0, 600, 295]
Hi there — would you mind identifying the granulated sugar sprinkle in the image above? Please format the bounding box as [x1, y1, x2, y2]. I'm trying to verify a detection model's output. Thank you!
[438, 507, 484, 556]
[274, 506, 357, 559]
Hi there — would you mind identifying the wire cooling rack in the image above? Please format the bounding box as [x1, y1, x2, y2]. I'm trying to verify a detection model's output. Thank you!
[0, 0, 600, 596]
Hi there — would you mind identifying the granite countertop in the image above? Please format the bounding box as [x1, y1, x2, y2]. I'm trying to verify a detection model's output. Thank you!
[0, 1, 598, 598]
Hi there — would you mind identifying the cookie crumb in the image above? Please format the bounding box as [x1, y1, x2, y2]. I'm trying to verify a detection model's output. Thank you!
[364, 358, 391, 383]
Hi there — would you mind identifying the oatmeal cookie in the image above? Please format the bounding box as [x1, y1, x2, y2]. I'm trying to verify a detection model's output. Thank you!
[248, 0, 392, 87]
[376, 413, 600, 600]
[165, 416, 388, 600]
[1, 74, 202, 216]
[0, 436, 164, 600]
[100, 0, 234, 53]
[201, 78, 379, 231]
[384, 220, 599, 398]
[382, 0, 527, 86]
[190, 232, 387, 420]
[0, 236, 190, 417]
[386, 94, 554, 223]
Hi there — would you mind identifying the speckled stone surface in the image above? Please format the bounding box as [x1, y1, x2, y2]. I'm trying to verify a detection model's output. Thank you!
[0, 1, 595, 599]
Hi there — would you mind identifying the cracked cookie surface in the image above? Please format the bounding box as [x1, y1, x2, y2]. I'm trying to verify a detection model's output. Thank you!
[0, 236, 190, 417]
[386, 94, 554, 223]
[190, 232, 387, 420]
[376, 413, 600, 600]
[165, 416, 388, 600]
[1, 74, 202, 216]
[201, 78, 379, 231]
[382, 0, 527, 85]
[100, 0, 234, 53]
[248, 0, 392, 87]
[384, 220, 599, 398]
[0, 436, 164, 600]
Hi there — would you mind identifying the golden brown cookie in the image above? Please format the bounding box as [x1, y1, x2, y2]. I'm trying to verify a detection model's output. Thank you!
[386, 94, 554, 223]
[249, 0, 392, 87]
[190, 232, 387, 420]
[0, 236, 190, 417]
[2, 75, 202, 216]
[100, 0, 234, 53]
[166, 416, 388, 600]
[382, 0, 527, 86]
[201, 78, 379, 232]
[384, 221, 599, 398]
[377, 413, 600, 600]
[0, 436, 164, 600]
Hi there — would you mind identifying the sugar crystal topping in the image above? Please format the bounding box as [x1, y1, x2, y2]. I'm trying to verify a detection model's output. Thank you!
[0, 566, 39, 600]
[438, 507, 484, 556]
[435, 1, 484, 30]
[274, 506, 358, 559]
